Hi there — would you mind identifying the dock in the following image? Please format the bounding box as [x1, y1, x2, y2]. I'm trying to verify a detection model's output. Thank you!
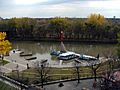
[25, 56, 37, 60]
[20, 53, 32, 57]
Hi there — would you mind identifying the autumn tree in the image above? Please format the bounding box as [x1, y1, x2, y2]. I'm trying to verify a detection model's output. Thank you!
[87, 14, 106, 26]
[86, 13, 107, 40]
[34, 60, 51, 88]
[8, 17, 36, 39]
[32, 19, 49, 39]
[73, 20, 85, 39]
[0, 16, 119, 41]
[48, 17, 69, 38]
[0, 32, 11, 60]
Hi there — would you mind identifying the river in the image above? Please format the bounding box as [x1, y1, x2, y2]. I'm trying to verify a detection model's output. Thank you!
[12, 41, 117, 67]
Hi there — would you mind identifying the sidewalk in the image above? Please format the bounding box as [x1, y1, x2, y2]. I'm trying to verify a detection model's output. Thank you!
[1, 51, 33, 73]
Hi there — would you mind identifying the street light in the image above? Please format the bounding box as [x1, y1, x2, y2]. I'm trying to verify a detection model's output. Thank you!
[40, 59, 48, 88]
[74, 59, 81, 83]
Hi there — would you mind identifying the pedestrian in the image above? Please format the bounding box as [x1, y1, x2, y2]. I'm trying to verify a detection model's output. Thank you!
[1, 55, 4, 60]
[16, 64, 19, 69]
[93, 80, 97, 88]
[13, 50, 15, 53]
[27, 63, 29, 69]
[81, 87, 89, 90]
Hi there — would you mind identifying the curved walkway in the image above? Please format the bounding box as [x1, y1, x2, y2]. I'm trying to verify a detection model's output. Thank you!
[1, 50, 109, 73]
[1, 51, 33, 73]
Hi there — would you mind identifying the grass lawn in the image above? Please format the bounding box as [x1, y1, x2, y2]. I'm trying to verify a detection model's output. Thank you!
[6, 60, 120, 84]
[0, 59, 9, 65]
[6, 67, 99, 82]
[0, 80, 16, 90]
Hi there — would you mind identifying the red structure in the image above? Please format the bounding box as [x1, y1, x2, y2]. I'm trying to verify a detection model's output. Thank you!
[60, 31, 64, 42]
[59, 31, 66, 52]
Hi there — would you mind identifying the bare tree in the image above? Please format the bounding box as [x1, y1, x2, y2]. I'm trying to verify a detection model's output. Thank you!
[102, 48, 117, 76]
[73, 59, 81, 83]
[34, 59, 51, 88]
[88, 60, 101, 88]
[89, 61, 101, 81]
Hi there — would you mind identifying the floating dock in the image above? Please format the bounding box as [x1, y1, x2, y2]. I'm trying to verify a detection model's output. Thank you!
[25, 56, 37, 60]
[20, 53, 32, 57]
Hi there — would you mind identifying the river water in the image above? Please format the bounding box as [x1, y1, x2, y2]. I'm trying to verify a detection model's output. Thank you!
[12, 41, 117, 67]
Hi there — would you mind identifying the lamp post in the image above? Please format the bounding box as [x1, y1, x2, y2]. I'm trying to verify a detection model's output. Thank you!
[0, 65, 2, 75]
[40, 59, 48, 88]
[58, 68, 64, 87]
[16, 64, 19, 79]
[41, 64, 44, 88]
[74, 59, 81, 83]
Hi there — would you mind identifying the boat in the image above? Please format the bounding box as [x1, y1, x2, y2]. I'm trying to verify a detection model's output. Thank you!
[58, 51, 79, 60]
[50, 41, 67, 56]
[50, 32, 99, 61]
[50, 50, 62, 56]
[79, 54, 99, 60]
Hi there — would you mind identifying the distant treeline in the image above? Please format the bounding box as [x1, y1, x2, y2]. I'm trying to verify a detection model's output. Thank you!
[0, 14, 120, 43]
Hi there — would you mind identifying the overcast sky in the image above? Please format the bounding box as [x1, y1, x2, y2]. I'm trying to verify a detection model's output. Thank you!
[0, 0, 120, 18]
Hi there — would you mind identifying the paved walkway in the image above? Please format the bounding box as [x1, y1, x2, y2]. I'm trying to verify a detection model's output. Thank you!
[1, 50, 33, 73]
[44, 79, 101, 90]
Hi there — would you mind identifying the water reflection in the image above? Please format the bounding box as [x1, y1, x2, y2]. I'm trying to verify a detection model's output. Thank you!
[12, 41, 117, 66]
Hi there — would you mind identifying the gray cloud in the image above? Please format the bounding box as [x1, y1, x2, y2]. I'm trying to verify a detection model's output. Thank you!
[0, 0, 118, 18]
[42, 0, 79, 5]
[36, 0, 111, 5]
[0, 0, 14, 6]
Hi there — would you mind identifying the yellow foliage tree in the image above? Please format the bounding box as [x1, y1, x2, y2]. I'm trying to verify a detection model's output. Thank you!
[87, 13, 107, 26]
[0, 32, 11, 57]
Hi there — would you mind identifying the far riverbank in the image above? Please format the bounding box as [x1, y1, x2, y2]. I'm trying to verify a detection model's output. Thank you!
[10, 38, 117, 44]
